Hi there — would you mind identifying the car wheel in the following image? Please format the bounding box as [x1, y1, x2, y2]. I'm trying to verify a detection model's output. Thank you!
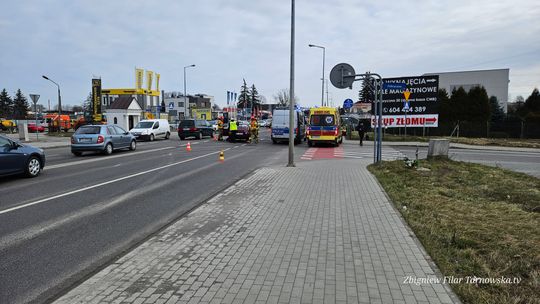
[129, 140, 137, 151]
[272, 138, 277, 144]
[308, 140, 313, 147]
[26, 156, 42, 177]
[72, 151, 82, 156]
[103, 143, 113, 155]
[150, 134, 155, 141]
[165, 132, 170, 139]
[180, 135, 185, 140]
[198, 132, 203, 140]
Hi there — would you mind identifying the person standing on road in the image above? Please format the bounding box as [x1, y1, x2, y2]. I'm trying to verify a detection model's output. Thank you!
[228, 118, 238, 143]
[249, 116, 259, 144]
[356, 121, 365, 146]
[217, 116, 224, 141]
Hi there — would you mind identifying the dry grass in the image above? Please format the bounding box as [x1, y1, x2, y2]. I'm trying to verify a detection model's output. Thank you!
[368, 159, 540, 304]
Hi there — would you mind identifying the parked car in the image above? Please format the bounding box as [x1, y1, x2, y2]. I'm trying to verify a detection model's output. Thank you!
[129, 119, 170, 141]
[0, 134, 45, 177]
[27, 123, 45, 133]
[234, 120, 251, 141]
[177, 119, 214, 140]
[71, 125, 136, 156]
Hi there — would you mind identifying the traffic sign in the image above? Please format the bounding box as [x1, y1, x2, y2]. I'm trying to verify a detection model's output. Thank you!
[403, 89, 411, 101]
[29, 94, 40, 104]
[343, 98, 353, 109]
[330, 63, 356, 89]
[382, 83, 406, 90]
[168, 102, 174, 110]
[403, 101, 410, 111]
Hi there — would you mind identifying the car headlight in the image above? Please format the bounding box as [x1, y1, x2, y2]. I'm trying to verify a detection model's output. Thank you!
[141, 130, 148, 135]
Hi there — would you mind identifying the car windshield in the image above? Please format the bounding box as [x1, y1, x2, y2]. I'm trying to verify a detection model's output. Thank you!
[310, 114, 335, 126]
[134, 121, 154, 128]
[75, 126, 101, 134]
[179, 120, 195, 127]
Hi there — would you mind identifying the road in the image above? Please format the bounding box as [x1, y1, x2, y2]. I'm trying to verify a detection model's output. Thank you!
[0, 129, 295, 304]
[393, 145, 540, 177]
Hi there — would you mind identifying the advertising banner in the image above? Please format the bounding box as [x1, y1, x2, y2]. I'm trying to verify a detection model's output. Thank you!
[155, 73, 160, 91]
[146, 70, 154, 91]
[91, 78, 102, 120]
[135, 68, 144, 89]
[381, 75, 439, 128]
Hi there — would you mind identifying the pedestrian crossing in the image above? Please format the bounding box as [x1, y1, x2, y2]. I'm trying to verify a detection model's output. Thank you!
[300, 146, 407, 161]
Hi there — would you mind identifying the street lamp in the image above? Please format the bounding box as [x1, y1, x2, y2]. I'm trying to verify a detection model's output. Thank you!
[184, 64, 196, 118]
[42, 75, 62, 115]
[308, 44, 325, 106]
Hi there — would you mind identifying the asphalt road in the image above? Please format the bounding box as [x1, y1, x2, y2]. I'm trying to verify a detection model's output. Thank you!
[393, 145, 540, 178]
[0, 129, 306, 304]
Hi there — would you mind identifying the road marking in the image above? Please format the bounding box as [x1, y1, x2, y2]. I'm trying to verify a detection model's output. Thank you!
[112, 164, 121, 168]
[46, 147, 176, 170]
[0, 149, 230, 216]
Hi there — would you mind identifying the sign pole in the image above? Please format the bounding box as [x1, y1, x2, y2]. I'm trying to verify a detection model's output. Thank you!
[29, 94, 40, 141]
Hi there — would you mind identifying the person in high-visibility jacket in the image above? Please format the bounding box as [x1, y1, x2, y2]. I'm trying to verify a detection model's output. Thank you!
[217, 117, 224, 141]
[249, 116, 259, 144]
[228, 118, 238, 142]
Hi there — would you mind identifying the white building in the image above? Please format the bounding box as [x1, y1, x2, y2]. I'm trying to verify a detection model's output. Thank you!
[105, 96, 142, 131]
[424, 68, 510, 112]
[163, 92, 188, 121]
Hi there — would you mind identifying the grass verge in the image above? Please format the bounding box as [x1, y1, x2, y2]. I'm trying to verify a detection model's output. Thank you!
[347, 132, 540, 148]
[368, 159, 540, 304]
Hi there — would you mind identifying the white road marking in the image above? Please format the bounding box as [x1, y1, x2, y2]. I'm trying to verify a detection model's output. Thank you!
[46, 147, 175, 170]
[0, 149, 230, 216]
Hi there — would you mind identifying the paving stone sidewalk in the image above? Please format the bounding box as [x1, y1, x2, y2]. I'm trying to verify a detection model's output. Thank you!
[54, 159, 460, 304]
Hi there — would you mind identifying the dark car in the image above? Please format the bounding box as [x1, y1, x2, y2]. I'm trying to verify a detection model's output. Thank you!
[234, 121, 251, 141]
[0, 134, 45, 177]
[71, 125, 137, 156]
[177, 119, 213, 140]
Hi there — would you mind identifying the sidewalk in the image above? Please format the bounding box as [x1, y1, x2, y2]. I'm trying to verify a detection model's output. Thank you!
[3, 132, 70, 149]
[341, 138, 540, 153]
[54, 159, 460, 304]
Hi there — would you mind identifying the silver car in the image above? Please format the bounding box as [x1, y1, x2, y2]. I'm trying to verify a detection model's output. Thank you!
[71, 125, 136, 156]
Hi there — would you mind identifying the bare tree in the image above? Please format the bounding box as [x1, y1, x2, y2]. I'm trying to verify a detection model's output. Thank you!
[273, 89, 297, 107]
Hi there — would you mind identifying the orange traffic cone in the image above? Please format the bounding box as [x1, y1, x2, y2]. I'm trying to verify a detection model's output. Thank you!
[186, 142, 192, 152]
[219, 150, 224, 162]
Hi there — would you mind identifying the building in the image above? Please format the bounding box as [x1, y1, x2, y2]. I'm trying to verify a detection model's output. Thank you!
[424, 68, 509, 112]
[163, 92, 188, 121]
[105, 96, 143, 131]
[189, 94, 214, 120]
[101, 88, 160, 115]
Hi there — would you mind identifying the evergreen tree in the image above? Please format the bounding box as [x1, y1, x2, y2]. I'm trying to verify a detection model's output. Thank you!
[0, 88, 13, 118]
[237, 79, 250, 109]
[358, 74, 375, 104]
[467, 86, 490, 122]
[524, 88, 540, 113]
[12, 89, 29, 119]
[489, 96, 505, 125]
[438, 88, 453, 123]
[450, 87, 468, 122]
[249, 84, 260, 112]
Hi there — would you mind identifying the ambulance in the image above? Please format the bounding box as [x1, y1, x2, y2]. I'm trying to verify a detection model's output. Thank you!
[306, 107, 342, 147]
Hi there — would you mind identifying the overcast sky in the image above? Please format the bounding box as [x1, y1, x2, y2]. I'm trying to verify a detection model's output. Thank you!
[1, 0, 539, 109]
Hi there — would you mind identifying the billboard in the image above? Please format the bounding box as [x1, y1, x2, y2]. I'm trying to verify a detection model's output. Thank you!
[91, 78, 102, 121]
[375, 75, 439, 128]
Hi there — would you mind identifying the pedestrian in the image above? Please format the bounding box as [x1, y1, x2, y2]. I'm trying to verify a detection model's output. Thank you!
[356, 121, 365, 146]
[217, 116, 224, 141]
[249, 116, 259, 144]
[228, 118, 237, 143]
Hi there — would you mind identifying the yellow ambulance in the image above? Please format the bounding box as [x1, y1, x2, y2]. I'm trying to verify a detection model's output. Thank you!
[306, 107, 342, 147]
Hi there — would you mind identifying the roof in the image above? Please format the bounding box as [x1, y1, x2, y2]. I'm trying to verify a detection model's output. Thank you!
[108, 96, 137, 109]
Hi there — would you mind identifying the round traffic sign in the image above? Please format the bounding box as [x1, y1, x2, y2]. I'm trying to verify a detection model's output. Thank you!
[330, 63, 356, 89]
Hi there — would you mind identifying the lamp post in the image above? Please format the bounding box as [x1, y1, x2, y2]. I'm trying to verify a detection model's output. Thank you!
[184, 64, 196, 118]
[42, 75, 62, 133]
[308, 44, 325, 107]
[288, 0, 295, 167]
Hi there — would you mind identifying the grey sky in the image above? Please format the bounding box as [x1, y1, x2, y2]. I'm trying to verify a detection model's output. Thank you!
[1, 0, 539, 109]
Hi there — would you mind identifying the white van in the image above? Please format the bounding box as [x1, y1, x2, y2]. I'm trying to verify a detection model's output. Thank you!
[129, 119, 170, 141]
[271, 108, 305, 144]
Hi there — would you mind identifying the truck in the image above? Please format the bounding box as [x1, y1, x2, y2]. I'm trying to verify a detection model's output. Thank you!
[44, 114, 71, 132]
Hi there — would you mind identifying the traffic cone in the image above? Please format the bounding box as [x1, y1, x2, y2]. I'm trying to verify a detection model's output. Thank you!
[186, 142, 192, 152]
[219, 150, 224, 162]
